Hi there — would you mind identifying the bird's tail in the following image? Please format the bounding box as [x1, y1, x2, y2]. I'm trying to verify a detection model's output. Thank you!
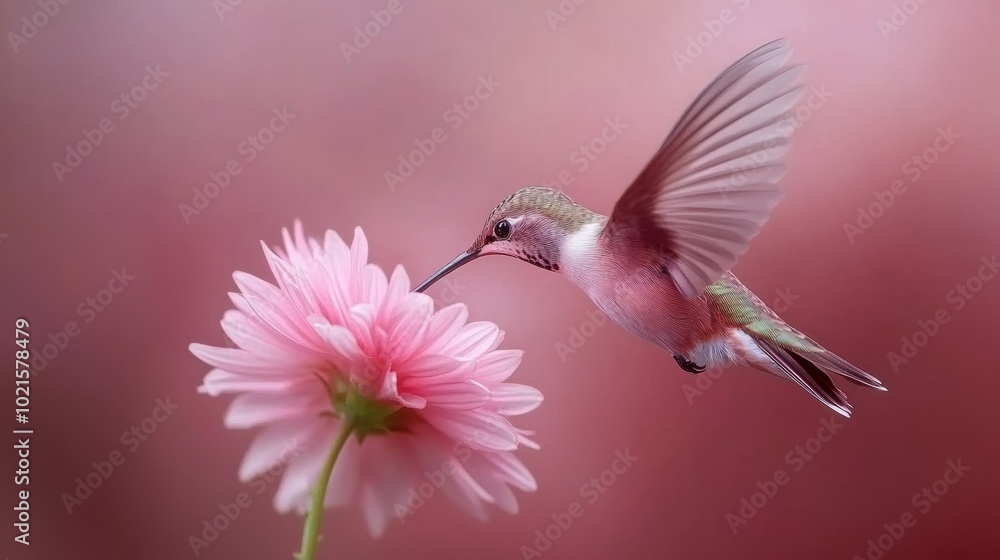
[740, 328, 886, 418]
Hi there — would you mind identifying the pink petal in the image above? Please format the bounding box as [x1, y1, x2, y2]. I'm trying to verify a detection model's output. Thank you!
[236, 288, 326, 352]
[344, 304, 377, 355]
[190, 344, 294, 376]
[420, 380, 491, 410]
[357, 437, 417, 536]
[516, 428, 541, 451]
[464, 453, 521, 514]
[400, 353, 476, 379]
[489, 383, 544, 415]
[261, 241, 320, 319]
[386, 297, 433, 361]
[220, 310, 305, 357]
[224, 390, 324, 429]
[439, 322, 502, 358]
[479, 451, 537, 492]
[361, 486, 392, 537]
[349, 227, 370, 300]
[239, 420, 318, 481]
[322, 229, 350, 263]
[197, 369, 298, 396]
[377, 264, 410, 324]
[473, 349, 524, 384]
[273, 428, 361, 512]
[407, 430, 492, 519]
[377, 370, 427, 409]
[362, 264, 388, 308]
[422, 409, 518, 452]
[310, 321, 366, 363]
[422, 303, 469, 354]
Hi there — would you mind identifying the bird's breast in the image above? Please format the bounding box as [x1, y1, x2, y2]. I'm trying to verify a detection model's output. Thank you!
[559, 224, 713, 353]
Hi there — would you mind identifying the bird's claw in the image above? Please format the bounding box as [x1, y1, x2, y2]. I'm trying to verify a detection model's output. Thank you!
[674, 354, 706, 374]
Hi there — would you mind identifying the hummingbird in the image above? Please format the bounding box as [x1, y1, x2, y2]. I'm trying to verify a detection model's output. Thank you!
[413, 39, 885, 417]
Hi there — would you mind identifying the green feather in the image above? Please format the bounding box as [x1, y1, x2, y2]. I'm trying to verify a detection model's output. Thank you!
[707, 275, 822, 352]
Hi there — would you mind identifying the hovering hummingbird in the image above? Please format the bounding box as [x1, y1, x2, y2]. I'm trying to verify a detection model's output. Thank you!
[414, 39, 885, 417]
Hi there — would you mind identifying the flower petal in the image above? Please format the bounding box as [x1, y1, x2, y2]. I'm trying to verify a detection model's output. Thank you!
[190, 343, 295, 376]
[233, 271, 313, 342]
[422, 409, 518, 452]
[197, 369, 299, 396]
[239, 420, 318, 481]
[422, 303, 469, 354]
[349, 227, 370, 300]
[273, 427, 361, 512]
[420, 380, 491, 410]
[401, 353, 476, 379]
[439, 322, 502, 358]
[357, 437, 416, 536]
[224, 390, 324, 429]
[473, 349, 524, 384]
[488, 383, 544, 415]
[311, 321, 366, 363]
[386, 296, 432, 361]
[463, 453, 521, 514]
[221, 310, 304, 357]
[479, 451, 537, 492]
[377, 370, 427, 409]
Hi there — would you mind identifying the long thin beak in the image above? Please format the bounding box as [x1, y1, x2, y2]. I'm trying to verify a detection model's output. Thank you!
[413, 250, 481, 293]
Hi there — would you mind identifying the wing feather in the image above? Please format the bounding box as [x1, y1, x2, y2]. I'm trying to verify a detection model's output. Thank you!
[606, 39, 805, 298]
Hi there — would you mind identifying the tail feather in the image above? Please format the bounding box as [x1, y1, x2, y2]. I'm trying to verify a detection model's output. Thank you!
[806, 348, 886, 391]
[709, 274, 885, 416]
[750, 335, 854, 417]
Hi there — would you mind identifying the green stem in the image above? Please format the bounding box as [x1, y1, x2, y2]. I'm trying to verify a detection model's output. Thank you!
[295, 418, 355, 560]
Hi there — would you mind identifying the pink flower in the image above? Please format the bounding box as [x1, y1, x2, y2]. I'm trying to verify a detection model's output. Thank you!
[191, 223, 542, 536]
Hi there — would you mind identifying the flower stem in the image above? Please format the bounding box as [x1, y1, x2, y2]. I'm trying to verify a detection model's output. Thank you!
[295, 418, 355, 560]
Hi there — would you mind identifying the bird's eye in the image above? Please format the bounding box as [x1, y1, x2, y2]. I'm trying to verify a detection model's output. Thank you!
[493, 219, 512, 240]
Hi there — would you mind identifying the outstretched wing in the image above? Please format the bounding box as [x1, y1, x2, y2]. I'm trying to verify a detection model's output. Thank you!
[605, 39, 804, 299]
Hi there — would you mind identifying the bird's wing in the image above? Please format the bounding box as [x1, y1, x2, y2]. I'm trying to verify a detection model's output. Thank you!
[604, 39, 804, 299]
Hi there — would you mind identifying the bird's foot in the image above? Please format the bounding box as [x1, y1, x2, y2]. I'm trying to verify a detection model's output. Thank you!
[674, 354, 706, 374]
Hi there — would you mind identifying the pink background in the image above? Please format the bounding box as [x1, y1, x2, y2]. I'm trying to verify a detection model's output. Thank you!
[2, 0, 999, 558]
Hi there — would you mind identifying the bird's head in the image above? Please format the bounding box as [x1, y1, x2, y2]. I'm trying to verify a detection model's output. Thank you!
[414, 187, 597, 292]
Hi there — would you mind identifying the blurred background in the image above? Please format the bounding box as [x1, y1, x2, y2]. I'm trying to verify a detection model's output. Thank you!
[2, 0, 999, 558]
